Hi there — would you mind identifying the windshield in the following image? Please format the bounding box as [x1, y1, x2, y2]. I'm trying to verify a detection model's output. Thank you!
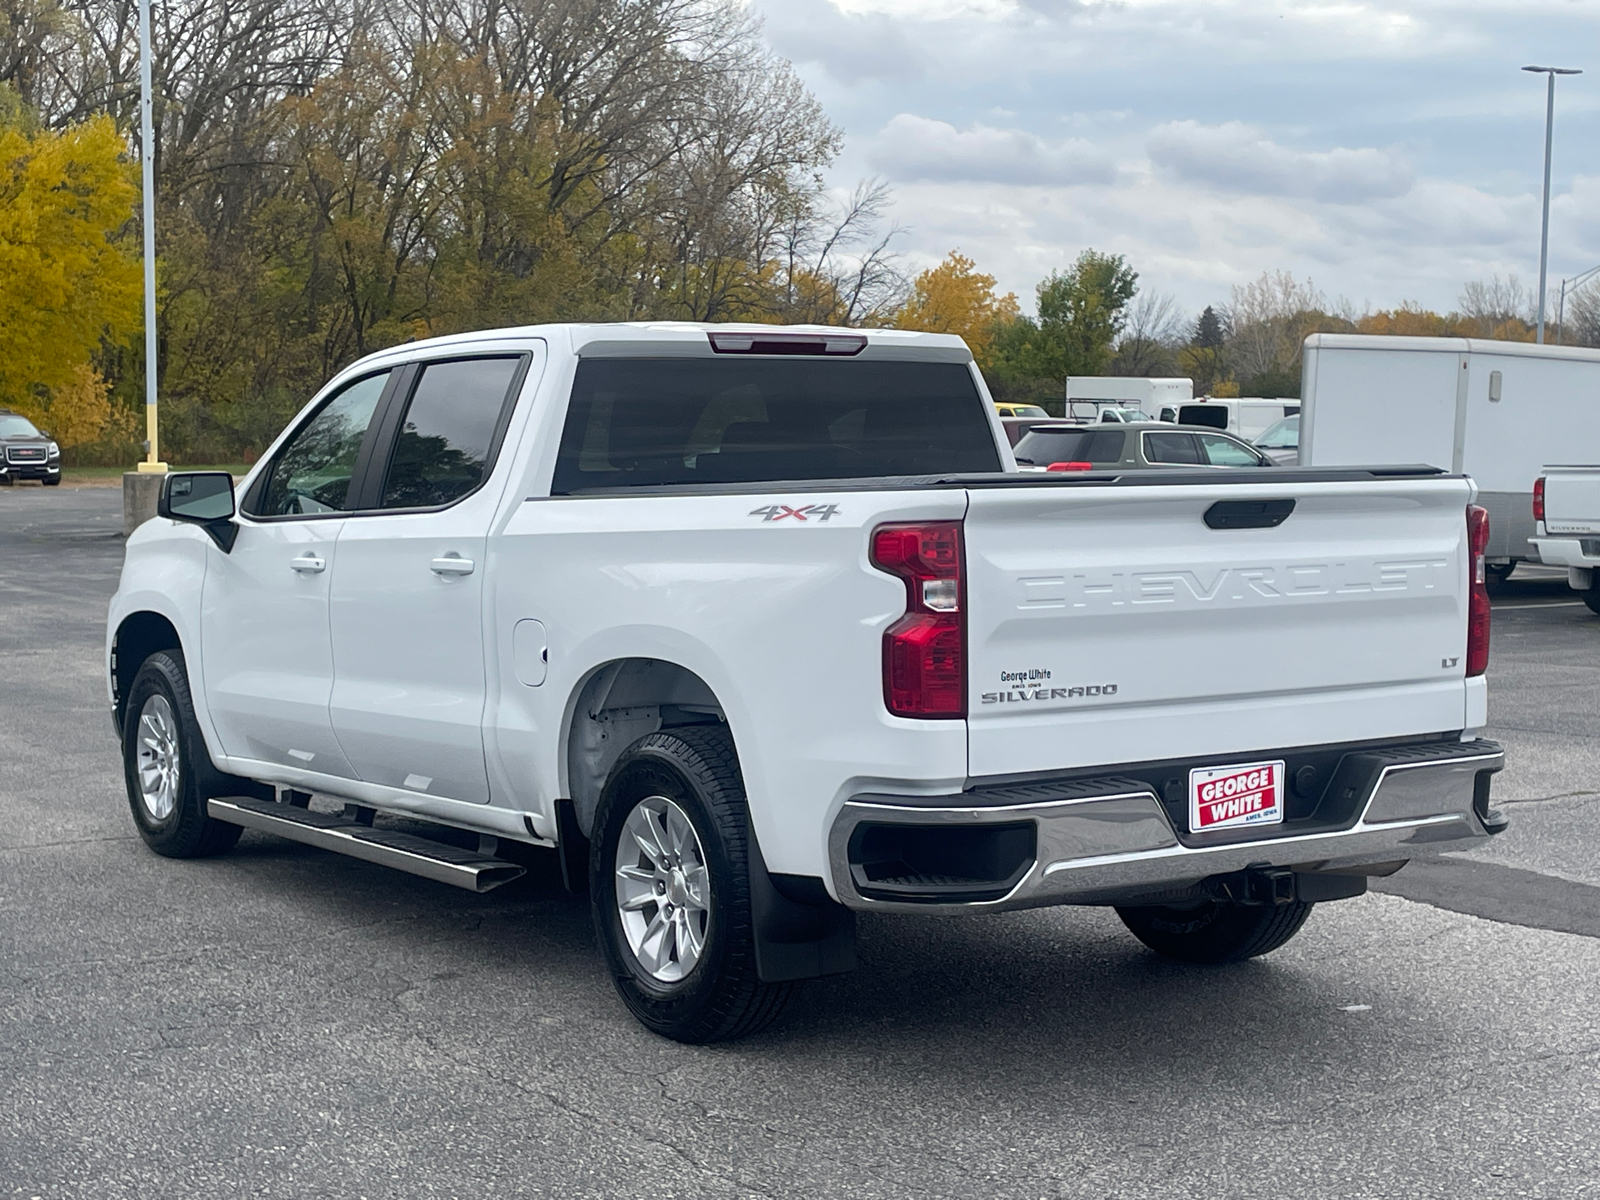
[1000, 404, 1049, 418]
[1013, 428, 1126, 466]
[1255, 415, 1299, 449]
[0, 415, 41, 438]
[552, 358, 1003, 493]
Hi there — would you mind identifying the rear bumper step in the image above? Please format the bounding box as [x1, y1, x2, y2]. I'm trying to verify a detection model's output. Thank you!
[207, 797, 526, 893]
[828, 739, 1505, 913]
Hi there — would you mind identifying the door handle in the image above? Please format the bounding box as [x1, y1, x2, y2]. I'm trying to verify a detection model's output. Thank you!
[290, 553, 326, 573]
[431, 554, 475, 576]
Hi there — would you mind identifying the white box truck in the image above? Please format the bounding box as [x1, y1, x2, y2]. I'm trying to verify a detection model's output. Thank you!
[1301, 334, 1600, 573]
[1065, 376, 1191, 420]
[1164, 396, 1300, 441]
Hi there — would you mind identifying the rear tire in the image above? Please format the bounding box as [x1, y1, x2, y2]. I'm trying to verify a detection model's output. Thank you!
[1485, 562, 1515, 587]
[1583, 586, 1600, 616]
[122, 650, 243, 858]
[591, 726, 792, 1043]
[1116, 899, 1313, 964]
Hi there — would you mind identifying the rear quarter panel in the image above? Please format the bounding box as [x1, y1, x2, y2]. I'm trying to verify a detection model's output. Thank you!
[487, 488, 971, 877]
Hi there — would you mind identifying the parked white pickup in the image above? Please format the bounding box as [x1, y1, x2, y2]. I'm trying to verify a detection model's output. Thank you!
[1530, 465, 1600, 614]
[107, 322, 1507, 1042]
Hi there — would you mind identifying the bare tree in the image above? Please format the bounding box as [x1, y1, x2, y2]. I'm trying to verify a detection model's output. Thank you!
[1459, 275, 1533, 335]
[1563, 284, 1600, 349]
[1110, 290, 1185, 376]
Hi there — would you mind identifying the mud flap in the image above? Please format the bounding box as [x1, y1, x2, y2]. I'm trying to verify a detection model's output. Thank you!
[749, 842, 856, 983]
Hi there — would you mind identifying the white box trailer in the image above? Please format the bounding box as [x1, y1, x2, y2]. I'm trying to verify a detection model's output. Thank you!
[1301, 334, 1600, 568]
[1065, 376, 1191, 419]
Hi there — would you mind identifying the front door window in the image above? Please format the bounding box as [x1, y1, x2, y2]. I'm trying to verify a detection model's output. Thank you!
[255, 372, 390, 515]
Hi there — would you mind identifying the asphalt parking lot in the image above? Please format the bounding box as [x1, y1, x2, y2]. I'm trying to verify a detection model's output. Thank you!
[3, 485, 1598, 1199]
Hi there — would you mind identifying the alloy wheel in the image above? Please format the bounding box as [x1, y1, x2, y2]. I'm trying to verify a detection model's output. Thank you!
[135, 694, 181, 821]
[614, 795, 710, 983]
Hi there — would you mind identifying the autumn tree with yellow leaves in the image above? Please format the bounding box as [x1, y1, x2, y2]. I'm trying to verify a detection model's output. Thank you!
[893, 251, 1019, 369]
[0, 89, 139, 448]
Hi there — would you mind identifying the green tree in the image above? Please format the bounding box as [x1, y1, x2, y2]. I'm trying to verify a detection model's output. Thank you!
[987, 250, 1138, 406]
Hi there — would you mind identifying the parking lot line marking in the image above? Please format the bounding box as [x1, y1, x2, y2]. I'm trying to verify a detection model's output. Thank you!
[1492, 601, 1587, 611]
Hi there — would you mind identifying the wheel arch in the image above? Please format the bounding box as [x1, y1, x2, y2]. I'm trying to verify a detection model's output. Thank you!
[562, 656, 729, 838]
[111, 610, 184, 733]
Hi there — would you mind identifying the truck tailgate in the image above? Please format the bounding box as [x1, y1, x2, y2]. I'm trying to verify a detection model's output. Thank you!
[1544, 469, 1600, 534]
[963, 476, 1474, 778]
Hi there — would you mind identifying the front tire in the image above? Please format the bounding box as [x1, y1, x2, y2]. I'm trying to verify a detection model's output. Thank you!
[121, 650, 243, 858]
[42, 474, 60, 486]
[1116, 899, 1313, 964]
[591, 727, 791, 1043]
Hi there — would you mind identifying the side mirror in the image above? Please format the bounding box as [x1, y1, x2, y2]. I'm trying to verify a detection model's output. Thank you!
[158, 471, 238, 551]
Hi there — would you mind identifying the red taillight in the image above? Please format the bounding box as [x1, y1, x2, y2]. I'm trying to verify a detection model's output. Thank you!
[1533, 476, 1546, 523]
[1047, 461, 1094, 472]
[871, 521, 965, 718]
[1466, 504, 1490, 677]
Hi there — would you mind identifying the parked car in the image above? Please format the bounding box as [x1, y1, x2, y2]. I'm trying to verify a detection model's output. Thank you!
[0, 409, 61, 485]
[1012, 421, 1276, 470]
[108, 322, 1505, 1043]
[1529, 466, 1600, 613]
[994, 403, 1050, 418]
[1255, 415, 1299, 465]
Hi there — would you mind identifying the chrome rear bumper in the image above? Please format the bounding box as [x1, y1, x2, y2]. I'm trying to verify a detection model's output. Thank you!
[828, 739, 1505, 914]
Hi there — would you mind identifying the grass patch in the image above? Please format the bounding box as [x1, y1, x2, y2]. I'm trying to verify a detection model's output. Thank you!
[63, 464, 252, 480]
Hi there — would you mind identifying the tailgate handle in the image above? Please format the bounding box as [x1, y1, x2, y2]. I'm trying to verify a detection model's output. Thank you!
[1204, 499, 1296, 530]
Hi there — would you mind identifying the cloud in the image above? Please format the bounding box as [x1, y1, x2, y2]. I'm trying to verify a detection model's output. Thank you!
[868, 114, 1117, 186]
[760, 0, 1600, 313]
[753, 0, 928, 85]
[1147, 121, 1415, 204]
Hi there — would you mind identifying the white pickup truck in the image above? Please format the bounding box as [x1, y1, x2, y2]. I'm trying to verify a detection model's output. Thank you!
[108, 323, 1507, 1042]
[1530, 466, 1600, 613]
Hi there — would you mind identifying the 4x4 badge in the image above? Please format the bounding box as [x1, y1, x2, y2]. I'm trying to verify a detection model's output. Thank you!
[749, 504, 840, 522]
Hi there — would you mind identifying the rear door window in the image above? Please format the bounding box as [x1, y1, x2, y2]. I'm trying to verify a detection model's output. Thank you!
[1143, 431, 1203, 464]
[378, 357, 523, 509]
[1012, 429, 1125, 466]
[551, 358, 1001, 493]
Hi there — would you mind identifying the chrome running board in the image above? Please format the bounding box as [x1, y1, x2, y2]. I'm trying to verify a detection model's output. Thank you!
[207, 796, 526, 893]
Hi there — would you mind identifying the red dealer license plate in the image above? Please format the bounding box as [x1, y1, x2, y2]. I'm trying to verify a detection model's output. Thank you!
[1189, 760, 1286, 833]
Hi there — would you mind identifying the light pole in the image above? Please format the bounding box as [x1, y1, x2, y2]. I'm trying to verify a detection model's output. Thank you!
[136, 0, 165, 473]
[1556, 263, 1600, 345]
[1522, 65, 1582, 345]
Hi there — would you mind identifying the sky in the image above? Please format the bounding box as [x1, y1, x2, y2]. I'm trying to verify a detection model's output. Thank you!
[748, 0, 1600, 321]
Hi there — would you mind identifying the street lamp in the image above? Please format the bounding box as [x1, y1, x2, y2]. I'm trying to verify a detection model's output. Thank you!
[136, 0, 165, 473]
[1556, 263, 1600, 345]
[1522, 65, 1583, 345]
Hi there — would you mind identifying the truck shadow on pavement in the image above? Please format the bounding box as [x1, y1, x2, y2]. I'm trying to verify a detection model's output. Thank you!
[220, 828, 1405, 1081]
